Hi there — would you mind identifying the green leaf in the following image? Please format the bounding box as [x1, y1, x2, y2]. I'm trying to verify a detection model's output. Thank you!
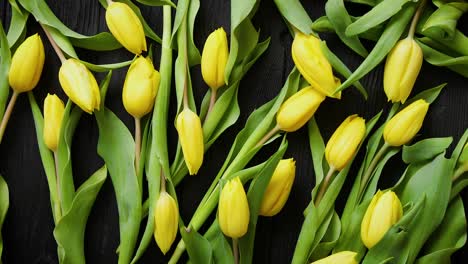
[172, 0, 201, 65]
[181, 226, 213, 264]
[273, 0, 314, 34]
[136, 0, 176, 8]
[308, 118, 327, 186]
[206, 223, 235, 264]
[54, 166, 107, 264]
[421, 2, 468, 40]
[19, 0, 123, 50]
[309, 211, 341, 261]
[95, 107, 142, 264]
[346, 0, 411, 36]
[0, 175, 9, 258]
[402, 137, 453, 164]
[416, 196, 467, 264]
[6, 3, 28, 49]
[239, 138, 288, 264]
[325, 0, 368, 57]
[82, 58, 134, 72]
[336, 3, 417, 93]
[0, 21, 11, 122]
[417, 39, 468, 77]
[403, 83, 446, 105]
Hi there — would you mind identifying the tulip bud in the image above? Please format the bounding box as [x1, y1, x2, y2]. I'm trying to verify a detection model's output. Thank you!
[259, 159, 296, 216]
[123, 56, 160, 118]
[383, 99, 429, 147]
[325, 115, 366, 171]
[311, 251, 358, 264]
[154, 191, 179, 255]
[361, 190, 403, 249]
[292, 33, 341, 99]
[201, 28, 229, 90]
[276, 86, 325, 132]
[384, 38, 423, 104]
[218, 177, 250, 238]
[105, 2, 147, 55]
[176, 109, 204, 175]
[8, 34, 45, 93]
[43, 94, 65, 151]
[59, 59, 101, 114]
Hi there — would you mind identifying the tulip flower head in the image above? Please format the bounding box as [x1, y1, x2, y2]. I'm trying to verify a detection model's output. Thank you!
[105, 2, 147, 55]
[384, 38, 423, 104]
[43, 94, 65, 151]
[9, 34, 45, 93]
[325, 115, 366, 171]
[59, 59, 101, 114]
[383, 99, 429, 146]
[201, 28, 229, 90]
[218, 177, 250, 238]
[123, 56, 160, 118]
[311, 251, 358, 264]
[176, 109, 204, 175]
[259, 159, 296, 216]
[361, 190, 403, 249]
[154, 191, 179, 255]
[292, 33, 341, 99]
[276, 86, 325, 132]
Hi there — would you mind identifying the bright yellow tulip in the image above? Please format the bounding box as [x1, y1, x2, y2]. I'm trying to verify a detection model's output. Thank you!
[311, 251, 358, 264]
[383, 99, 429, 146]
[43, 94, 65, 151]
[201, 28, 229, 90]
[154, 191, 179, 255]
[361, 190, 403, 249]
[218, 177, 250, 238]
[176, 109, 204, 175]
[9, 34, 45, 93]
[123, 56, 160, 118]
[276, 86, 325, 132]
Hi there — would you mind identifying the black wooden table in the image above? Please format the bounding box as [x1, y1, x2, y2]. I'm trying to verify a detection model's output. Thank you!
[1, 0, 467, 263]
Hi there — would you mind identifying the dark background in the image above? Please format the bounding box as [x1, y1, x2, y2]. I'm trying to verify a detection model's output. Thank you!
[1, 0, 467, 263]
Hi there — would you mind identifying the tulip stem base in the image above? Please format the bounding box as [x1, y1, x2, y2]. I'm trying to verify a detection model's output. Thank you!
[359, 143, 390, 197]
[315, 167, 336, 206]
[53, 151, 63, 221]
[0, 91, 19, 144]
[204, 89, 217, 122]
[256, 125, 280, 148]
[233, 238, 239, 264]
[40, 23, 66, 64]
[134, 117, 141, 176]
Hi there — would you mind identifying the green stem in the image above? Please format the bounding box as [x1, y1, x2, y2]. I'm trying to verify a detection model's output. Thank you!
[233, 238, 239, 264]
[134, 117, 141, 176]
[314, 167, 336, 206]
[40, 23, 66, 64]
[204, 89, 217, 122]
[53, 151, 62, 221]
[0, 91, 19, 144]
[359, 143, 390, 196]
[407, 0, 427, 39]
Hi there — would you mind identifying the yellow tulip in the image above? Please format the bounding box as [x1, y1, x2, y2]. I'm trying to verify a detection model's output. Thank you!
[292, 33, 341, 99]
[259, 159, 296, 216]
[384, 38, 423, 104]
[154, 191, 179, 255]
[325, 115, 366, 171]
[43, 94, 65, 151]
[201, 28, 229, 90]
[105, 2, 147, 55]
[311, 251, 358, 264]
[123, 56, 160, 118]
[8, 34, 45, 93]
[176, 109, 204, 175]
[383, 99, 429, 146]
[361, 190, 403, 249]
[218, 177, 250, 238]
[59, 59, 101, 114]
[276, 86, 325, 132]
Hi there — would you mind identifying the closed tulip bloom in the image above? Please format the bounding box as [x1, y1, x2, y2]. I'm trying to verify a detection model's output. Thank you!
[176, 109, 204, 175]
[154, 192, 179, 255]
[383, 99, 429, 146]
[311, 251, 358, 264]
[123, 56, 160, 118]
[105, 2, 146, 55]
[361, 190, 403, 249]
[201, 28, 229, 90]
[325, 115, 366, 171]
[276, 86, 325, 132]
[259, 159, 296, 216]
[59, 59, 101, 114]
[9, 34, 45, 93]
[384, 38, 423, 104]
[218, 177, 250, 238]
[292, 33, 341, 99]
[43, 94, 65, 151]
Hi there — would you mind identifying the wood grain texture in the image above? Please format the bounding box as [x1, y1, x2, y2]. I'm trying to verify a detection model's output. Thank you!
[1, 0, 467, 263]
